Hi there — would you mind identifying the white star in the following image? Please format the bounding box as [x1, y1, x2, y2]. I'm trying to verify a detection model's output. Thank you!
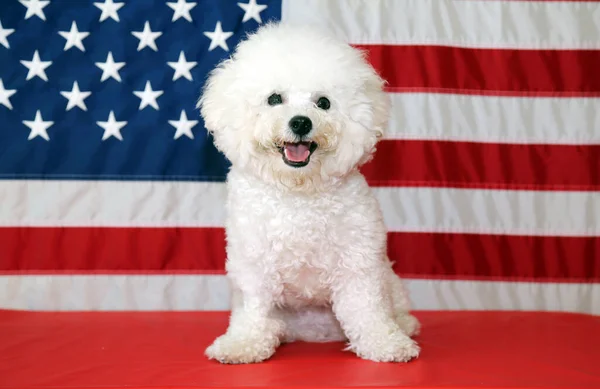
[20, 50, 52, 82]
[0, 79, 17, 110]
[167, 51, 197, 81]
[97, 111, 127, 141]
[58, 21, 90, 52]
[23, 110, 53, 141]
[95, 52, 125, 82]
[131, 21, 162, 52]
[19, 0, 50, 21]
[94, 0, 124, 22]
[60, 81, 91, 111]
[203, 21, 233, 51]
[238, 0, 267, 23]
[0, 20, 15, 49]
[167, 0, 196, 22]
[169, 110, 198, 140]
[133, 81, 163, 110]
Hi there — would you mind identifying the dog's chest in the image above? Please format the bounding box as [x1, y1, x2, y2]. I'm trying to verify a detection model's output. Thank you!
[228, 173, 369, 304]
[264, 195, 340, 259]
[262, 194, 342, 303]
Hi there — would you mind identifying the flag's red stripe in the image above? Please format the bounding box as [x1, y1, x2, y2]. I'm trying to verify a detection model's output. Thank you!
[388, 232, 599, 282]
[361, 140, 600, 190]
[0, 227, 227, 273]
[356, 45, 600, 95]
[0, 227, 598, 282]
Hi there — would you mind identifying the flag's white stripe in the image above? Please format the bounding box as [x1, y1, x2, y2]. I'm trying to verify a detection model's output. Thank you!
[386, 93, 600, 144]
[1, 180, 598, 236]
[0, 180, 227, 228]
[376, 187, 599, 237]
[1, 274, 597, 315]
[282, 0, 600, 49]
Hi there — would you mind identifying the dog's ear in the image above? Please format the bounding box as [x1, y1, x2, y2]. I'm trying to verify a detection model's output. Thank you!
[197, 58, 246, 162]
[198, 59, 235, 137]
[352, 47, 391, 141]
[365, 74, 390, 141]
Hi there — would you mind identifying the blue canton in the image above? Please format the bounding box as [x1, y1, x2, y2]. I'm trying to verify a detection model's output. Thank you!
[0, 0, 281, 181]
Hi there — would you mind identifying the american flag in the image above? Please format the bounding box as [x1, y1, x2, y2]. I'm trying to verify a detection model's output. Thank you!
[0, 0, 598, 314]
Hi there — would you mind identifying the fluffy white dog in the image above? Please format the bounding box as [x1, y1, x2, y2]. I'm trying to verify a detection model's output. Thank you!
[198, 22, 421, 364]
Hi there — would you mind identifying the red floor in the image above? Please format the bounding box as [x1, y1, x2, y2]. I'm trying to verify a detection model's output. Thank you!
[0, 310, 599, 388]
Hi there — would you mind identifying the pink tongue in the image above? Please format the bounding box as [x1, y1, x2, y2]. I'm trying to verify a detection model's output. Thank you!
[284, 143, 310, 162]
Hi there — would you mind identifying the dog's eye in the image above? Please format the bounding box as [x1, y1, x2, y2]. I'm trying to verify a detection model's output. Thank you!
[267, 93, 283, 106]
[316, 97, 330, 110]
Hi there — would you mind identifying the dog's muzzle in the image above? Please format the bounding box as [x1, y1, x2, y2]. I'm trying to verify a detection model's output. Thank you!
[279, 141, 318, 168]
[289, 115, 312, 137]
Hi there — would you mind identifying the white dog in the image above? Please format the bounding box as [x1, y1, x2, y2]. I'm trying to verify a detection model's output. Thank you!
[198, 22, 421, 364]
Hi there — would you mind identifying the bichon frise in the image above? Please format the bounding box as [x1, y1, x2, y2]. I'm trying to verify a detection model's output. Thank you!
[198, 22, 421, 364]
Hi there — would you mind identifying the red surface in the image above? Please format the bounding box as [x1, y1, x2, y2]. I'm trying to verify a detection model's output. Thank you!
[2, 228, 599, 282]
[1, 310, 599, 388]
[357, 44, 600, 96]
[363, 140, 600, 191]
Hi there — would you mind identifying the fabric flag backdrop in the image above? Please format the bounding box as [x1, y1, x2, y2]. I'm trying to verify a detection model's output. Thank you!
[0, 0, 598, 314]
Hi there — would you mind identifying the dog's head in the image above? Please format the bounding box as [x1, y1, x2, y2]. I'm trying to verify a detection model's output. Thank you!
[198, 23, 390, 191]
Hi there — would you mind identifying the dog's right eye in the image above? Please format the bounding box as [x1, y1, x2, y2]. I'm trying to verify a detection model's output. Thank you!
[267, 93, 283, 106]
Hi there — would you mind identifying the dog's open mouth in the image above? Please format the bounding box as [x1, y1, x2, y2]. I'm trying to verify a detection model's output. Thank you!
[278, 141, 318, 168]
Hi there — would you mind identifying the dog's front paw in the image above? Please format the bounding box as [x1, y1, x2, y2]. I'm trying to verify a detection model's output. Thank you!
[350, 330, 420, 363]
[205, 333, 278, 364]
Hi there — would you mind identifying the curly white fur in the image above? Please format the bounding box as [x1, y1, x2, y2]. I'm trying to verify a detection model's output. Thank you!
[198, 22, 421, 364]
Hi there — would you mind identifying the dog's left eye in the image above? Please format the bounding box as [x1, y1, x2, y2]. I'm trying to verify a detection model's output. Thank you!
[268, 93, 283, 106]
[316, 97, 330, 110]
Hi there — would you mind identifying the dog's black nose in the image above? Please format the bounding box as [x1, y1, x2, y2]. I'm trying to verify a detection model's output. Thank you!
[289, 115, 312, 136]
